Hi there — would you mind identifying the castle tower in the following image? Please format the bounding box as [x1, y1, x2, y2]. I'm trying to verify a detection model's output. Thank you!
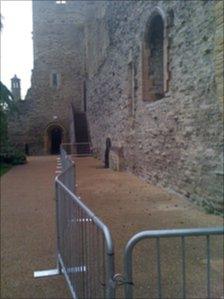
[11, 75, 21, 101]
[30, 0, 88, 154]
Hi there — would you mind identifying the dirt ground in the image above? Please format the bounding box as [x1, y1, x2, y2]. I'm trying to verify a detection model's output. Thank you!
[1, 157, 70, 299]
[1, 156, 223, 299]
[75, 157, 223, 299]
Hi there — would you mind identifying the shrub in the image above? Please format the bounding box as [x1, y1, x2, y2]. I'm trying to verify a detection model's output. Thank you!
[0, 143, 26, 165]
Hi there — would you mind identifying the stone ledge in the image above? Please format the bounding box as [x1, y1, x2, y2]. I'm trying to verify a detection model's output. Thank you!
[109, 146, 124, 171]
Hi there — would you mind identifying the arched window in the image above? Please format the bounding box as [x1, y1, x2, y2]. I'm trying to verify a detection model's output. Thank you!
[51, 72, 60, 88]
[142, 7, 169, 102]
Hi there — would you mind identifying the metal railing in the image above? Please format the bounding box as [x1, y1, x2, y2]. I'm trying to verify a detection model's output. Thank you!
[62, 143, 92, 157]
[55, 151, 115, 299]
[124, 227, 224, 299]
[60, 146, 76, 188]
[34, 145, 224, 299]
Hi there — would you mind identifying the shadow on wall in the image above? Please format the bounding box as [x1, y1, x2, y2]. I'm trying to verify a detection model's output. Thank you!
[105, 137, 111, 168]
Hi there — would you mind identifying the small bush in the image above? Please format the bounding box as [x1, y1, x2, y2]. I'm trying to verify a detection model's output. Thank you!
[0, 163, 12, 176]
[0, 143, 26, 165]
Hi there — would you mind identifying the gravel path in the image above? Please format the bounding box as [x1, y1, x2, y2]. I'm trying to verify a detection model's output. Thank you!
[75, 157, 223, 299]
[1, 156, 223, 299]
[1, 156, 70, 299]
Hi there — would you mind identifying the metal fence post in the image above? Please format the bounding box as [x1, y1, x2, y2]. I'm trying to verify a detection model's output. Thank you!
[106, 251, 116, 299]
[124, 238, 135, 299]
[55, 180, 62, 274]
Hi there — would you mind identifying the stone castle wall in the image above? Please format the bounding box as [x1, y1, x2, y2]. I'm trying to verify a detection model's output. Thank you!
[214, 0, 224, 113]
[86, 0, 223, 211]
[8, 0, 223, 211]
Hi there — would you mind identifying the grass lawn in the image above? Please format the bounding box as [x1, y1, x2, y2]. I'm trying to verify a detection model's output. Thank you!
[0, 164, 12, 176]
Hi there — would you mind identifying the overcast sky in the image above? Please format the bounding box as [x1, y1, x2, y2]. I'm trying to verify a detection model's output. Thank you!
[1, 0, 33, 99]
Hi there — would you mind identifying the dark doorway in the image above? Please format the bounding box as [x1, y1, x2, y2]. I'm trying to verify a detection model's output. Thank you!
[25, 143, 29, 156]
[50, 127, 62, 154]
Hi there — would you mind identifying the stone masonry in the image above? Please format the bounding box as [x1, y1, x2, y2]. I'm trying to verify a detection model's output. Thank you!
[85, 1, 224, 212]
[8, 0, 223, 212]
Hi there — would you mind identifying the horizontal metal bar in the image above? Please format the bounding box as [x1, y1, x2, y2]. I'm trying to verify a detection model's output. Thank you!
[126, 227, 224, 245]
[34, 268, 60, 278]
[34, 265, 86, 278]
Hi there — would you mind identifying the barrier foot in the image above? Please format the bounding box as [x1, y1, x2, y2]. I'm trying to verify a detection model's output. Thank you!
[34, 268, 61, 278]
[34, 266, 86, 278]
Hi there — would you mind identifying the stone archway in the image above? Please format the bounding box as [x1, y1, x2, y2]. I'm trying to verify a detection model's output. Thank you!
[44, 124, 65, 155]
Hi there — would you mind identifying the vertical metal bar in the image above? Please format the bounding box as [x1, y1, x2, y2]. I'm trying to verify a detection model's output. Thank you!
[206, 235, 211, 299]
[88, 219, 93, 298]
[181, 236, 186, 299]
[106, 250, 115, 299]
[89, 220, 94, 299]
[55, 182, 62, 273]
[71, 164, 75, 194]
[69, 191, 72, 282]
[86, 215, 90, 299]
[64, 192, 67, 269]
[61, 187, 65, 261]
[82, 210, 87, 298]
[70, 199, 74, 290]
[75, 204, 80, 297]
[96, 227, 101, 298]
[78, 208, 82, 297]
[63, 192, 67, 264]
[87, 219, 91, 298]
[124, 246, 134, 299]
[75, 164, 77, 192]
[102, 236, 106, 299]
[85, 214, 90, 299]
[80, 208, 84, 298]
[92, 226, 97, 299]
[75, 203, 80, 296]
[66, 193, 69, 270]
[156, 238, 162, 299]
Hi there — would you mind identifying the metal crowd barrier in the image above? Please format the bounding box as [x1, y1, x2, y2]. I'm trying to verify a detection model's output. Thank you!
[34, 146, 115, 299]
[124, 227, 224, 299]
[34, 145, 223, 299]
[55, 165, 115, 298]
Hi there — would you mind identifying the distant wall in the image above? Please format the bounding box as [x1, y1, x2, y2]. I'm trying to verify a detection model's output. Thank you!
[84, 2, 109, 78]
